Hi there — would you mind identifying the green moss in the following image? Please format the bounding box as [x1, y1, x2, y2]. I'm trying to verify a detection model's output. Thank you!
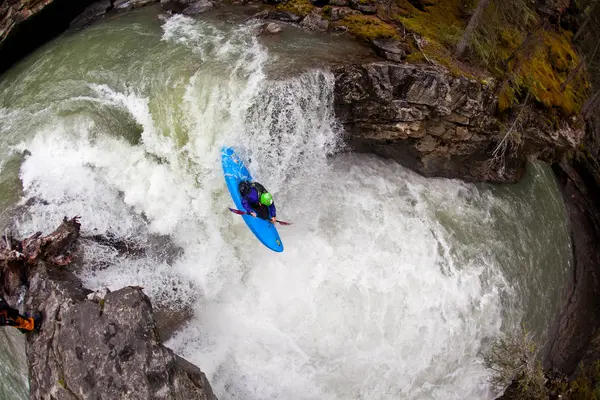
[337, 15, 398, 41]
[503, 29, 590, 116]
[276, 0, 314, 17]
[58, 378, 65, 388]
[391, 0, 482, 78]
[497, 82, 517, 112]
[405, 51, 427, 64]
[393, 0, 463, 47]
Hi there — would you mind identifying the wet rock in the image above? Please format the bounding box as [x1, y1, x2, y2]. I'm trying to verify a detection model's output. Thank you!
[329, 6, 360, 21]
[371, 38, 407, 62]
[87, 287, 111, 302]
[25, 264, 216, 400]
[333, 62, 584, 182]
[182, 0, 215, 15]
[81, 232, 184, 265]
[154, 303, 194, 342]
[300, 11, 329, 31]
[70, 0, 112, 30]
[259, 22, 283, 35]
[113, 0, 158, 10]
[247, 9, 270, 19]
[349, 0, 377, 13]
[161, 0, 214, 14]
[329, 0, 349, 5]
[268, 10, 302, 22]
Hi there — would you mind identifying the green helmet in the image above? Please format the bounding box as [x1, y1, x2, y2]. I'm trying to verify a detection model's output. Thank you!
[260, 192, 273, 206]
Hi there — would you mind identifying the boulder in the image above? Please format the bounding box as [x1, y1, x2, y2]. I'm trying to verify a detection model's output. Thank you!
[300, 11, 329, 31]
[371, 38, 406, 62]
[70, 0, 112, 30]
[25, 265, 216, 400]
[259, 22, 283, 35]
[161, 0, 214, 14]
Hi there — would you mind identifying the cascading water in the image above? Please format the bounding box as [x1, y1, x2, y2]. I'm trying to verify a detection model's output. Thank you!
[0, 7, 571, 400]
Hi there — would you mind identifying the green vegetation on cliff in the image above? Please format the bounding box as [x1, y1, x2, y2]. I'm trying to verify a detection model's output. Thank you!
[338, 15, 398, 41]
[498, 30, 589, 115]
[272, 0, 590, 119]
[294, 0, 589, 117]
[390, 0, 589, 116]
[485, 330, 600, 399]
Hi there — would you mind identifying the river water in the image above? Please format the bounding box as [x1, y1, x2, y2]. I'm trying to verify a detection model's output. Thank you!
[0, 6, 572, 400]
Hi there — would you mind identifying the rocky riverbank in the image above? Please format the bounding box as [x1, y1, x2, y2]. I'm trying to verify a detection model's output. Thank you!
[0, 217, 216, 399]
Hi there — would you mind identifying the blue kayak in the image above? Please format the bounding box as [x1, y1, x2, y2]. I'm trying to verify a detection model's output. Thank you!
[221, 146, 284, 252]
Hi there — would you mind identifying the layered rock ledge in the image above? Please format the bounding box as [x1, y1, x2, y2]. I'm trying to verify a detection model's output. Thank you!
[333, 62, 584, 183]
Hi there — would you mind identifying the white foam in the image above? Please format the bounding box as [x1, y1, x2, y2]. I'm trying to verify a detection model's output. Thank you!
[5, 14, 549, 400]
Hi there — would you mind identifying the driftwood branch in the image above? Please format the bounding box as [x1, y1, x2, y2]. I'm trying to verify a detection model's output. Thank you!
[0, 216, 81, 299]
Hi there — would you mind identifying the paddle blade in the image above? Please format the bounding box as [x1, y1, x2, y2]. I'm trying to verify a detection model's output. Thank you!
[228, 208, 247, 215]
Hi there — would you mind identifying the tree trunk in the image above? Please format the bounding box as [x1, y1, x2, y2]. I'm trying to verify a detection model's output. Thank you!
[455, 0, 492, 58]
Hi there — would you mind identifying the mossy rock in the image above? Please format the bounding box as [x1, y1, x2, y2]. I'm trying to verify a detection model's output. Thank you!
[337, 15, 398, 41]
[277, 0, 314, 17]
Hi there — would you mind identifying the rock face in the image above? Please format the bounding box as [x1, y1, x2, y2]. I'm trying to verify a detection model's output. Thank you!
[333, 62, 584, 183]
[25, 264, 216, 400]
[0, 0, 98, 73]
[0, 217, 216, 400]
[0, 0, 165, 72]
[70, 0, 112, 29]
[546, 98, 600, 376]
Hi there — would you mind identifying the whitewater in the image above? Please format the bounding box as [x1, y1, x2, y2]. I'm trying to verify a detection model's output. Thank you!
[0, 7, 572, 400]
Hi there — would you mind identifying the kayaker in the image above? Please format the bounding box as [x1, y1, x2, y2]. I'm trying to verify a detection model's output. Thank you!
[239, 181, 277, 223]
[0, 295, 42, 333]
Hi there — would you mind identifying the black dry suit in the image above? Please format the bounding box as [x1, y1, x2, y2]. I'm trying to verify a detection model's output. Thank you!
[239, 181, 276, 220]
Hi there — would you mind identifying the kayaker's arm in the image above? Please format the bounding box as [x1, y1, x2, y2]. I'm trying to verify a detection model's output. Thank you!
[269, 203, 276, 218]
[241, 196, 254, 215]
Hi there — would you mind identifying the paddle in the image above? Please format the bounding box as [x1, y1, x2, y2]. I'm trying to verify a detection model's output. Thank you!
[228, 208, 293, 226]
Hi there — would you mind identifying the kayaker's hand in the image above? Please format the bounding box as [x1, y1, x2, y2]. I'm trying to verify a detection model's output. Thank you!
[271, 217, 276, 223]
[251, 212, 257, 217]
